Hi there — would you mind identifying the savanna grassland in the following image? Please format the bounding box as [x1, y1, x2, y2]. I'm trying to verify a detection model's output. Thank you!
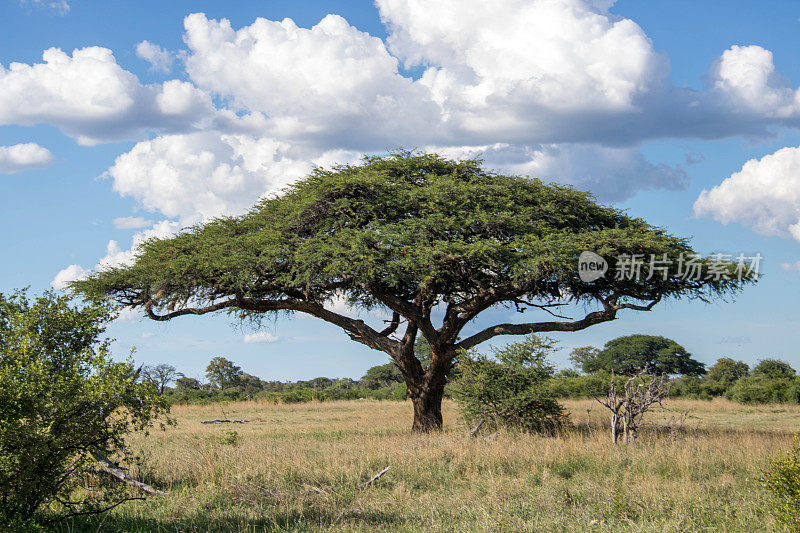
[58, 398, 800, 532]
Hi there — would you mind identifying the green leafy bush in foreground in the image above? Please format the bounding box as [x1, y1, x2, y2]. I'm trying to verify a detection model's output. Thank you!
[763, 434, 800, 530]
[450, 335, 568, 434]
[0, 290, 169, 526]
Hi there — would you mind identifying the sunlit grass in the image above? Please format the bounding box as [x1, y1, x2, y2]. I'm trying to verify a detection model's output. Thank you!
[57, 398, 800, 532]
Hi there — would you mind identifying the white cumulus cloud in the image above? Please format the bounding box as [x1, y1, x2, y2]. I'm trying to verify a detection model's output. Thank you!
[0, 143, 54, 173]
[183, 13, 440, 149]
[694, 146, 800, 241]
[243, 332, 279, 344]
[0, 47, 216, 144]
[51, 264, 88, 290]
[709, 45, 800, 118]
[135, 40, 175, 73]
[112, 216, 153, 229]
[379, 0, 665, 112]
[106, 132, 362, 223]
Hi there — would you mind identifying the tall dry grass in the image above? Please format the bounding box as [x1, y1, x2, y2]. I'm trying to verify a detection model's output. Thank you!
[58, 398, 800, 532]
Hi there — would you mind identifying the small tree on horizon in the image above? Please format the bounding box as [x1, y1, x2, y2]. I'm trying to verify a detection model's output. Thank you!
[205, 357, 243, 391]
[569, 346, 601, 373]
[582, 335, 705, 376]
[752, 359, 796, 380]
[141, 363, 179, 394]
[72, 152, 753, 431]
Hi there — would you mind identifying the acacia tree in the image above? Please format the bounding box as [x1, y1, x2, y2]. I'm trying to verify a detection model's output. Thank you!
[141, 363, 179, 393]
[582, 334, 705, 376]
[72, 152, 751, 431]
[205, 357, 243, 391]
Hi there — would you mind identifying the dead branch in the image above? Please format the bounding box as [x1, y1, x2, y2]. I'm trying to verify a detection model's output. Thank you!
[363, 466, 391, 487]
[469, 419, 486, 437]
[91, 452, 165, 496]
[593, 370, 671, 444]
[303, 484, 330, 495]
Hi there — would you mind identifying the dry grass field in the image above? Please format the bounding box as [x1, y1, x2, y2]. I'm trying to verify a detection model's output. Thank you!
[59, 398, 800, 532]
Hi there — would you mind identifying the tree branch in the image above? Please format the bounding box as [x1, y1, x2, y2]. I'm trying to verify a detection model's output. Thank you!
[379, 312, 401, 336]
[455, 307, 618, 351]
[143, 293, 401, 355]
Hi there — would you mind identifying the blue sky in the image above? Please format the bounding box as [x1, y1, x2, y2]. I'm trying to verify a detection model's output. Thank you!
[2, 0, 800, 381]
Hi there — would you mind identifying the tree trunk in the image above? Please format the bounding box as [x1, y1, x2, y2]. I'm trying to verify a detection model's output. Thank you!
[409, 383, 444, 432]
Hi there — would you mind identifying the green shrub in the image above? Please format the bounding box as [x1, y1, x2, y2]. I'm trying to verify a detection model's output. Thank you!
[725, 376, 800, 404]
[450, 335, 568, 434]
[669, 375, 713, 400]
[762, 434, 800, 529]
[219, 430, 239, 446]
[753, 359, 796, 380]
[548, 371, 612, 398]
[0, 290, 168, 525]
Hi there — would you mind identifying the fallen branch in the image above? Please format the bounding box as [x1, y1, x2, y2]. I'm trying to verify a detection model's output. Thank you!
[363, 466, 391, 487]
[201, 419, 249, 424]
[469, 419, 485, 437]
[91, 452, 165, 496]
[302, 484, 330, 495]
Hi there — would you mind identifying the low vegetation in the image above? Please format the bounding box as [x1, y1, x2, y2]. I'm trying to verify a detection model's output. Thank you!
[51, 398, 800, 532]
[4, 293, 799, 529]
[0, 291, 168, 526]
[449, 335, 568, 434]
[153, 336, 800, 410]
[763, 435, 800, 530]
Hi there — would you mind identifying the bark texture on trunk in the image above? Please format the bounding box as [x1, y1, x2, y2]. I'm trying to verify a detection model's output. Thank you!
[410, 384, 444, 432]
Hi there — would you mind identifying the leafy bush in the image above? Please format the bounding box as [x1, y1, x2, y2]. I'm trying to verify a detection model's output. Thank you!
[762, 434, 800, 529]
[753, 359, 796, 380]
[450, 335, 568, 433]
[548, 371, 613, 398]
[669, 375, 713, 400]
[725, 375, 800, 404]
[0, 290, 169, 525]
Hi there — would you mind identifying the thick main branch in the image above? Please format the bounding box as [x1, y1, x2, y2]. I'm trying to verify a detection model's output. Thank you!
[455, 307, 618, 352]
[144, 294, 401, 355]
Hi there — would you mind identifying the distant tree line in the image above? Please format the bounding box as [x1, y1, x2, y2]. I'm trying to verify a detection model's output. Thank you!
[140, 334, 800, 406]
[551, 334, 800, 404]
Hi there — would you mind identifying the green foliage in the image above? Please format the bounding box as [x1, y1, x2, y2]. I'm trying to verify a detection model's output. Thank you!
[73, 151, 749, 353]
[584, 334, 705, 376]
[360, 362, 404, 389]
[205, 357, 243, 391]
[725, 375, 800, 404]
[762, 434, 800, 530]
[236, 373, 268, 398]
[175, 376, 201, 392]
[548, 371, 614, 398]
[568, 346, 600, 372]
[753, 359, 796, 380]
[669, 375, 713, 400]
[706, 358, 749, 384]
[0, 290, 168, 524]
[219, 431, 239, 447]
[450, 335, 568, 433]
